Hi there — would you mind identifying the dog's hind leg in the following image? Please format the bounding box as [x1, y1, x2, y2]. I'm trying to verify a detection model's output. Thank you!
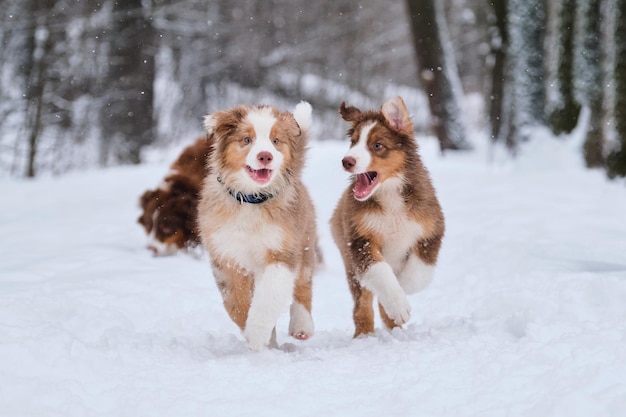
[398, 236, 442, 294]
[213, 265, 253, 331]
[397, 254, 435, 294]
[348, 273, 375, 338]
[289, 268, 314, 340]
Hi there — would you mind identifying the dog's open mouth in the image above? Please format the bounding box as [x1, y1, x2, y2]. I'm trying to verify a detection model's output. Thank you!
[246, 166, 273, 184]
[353, 171, 378, 200]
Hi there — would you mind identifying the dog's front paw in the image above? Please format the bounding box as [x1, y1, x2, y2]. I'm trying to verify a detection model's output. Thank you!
[289, 302, 314, 341]
[243, 325, 273, 351]
[381, 291, 411, 326]
[361, 261, 412, 326]
[290, 331, 310, 341]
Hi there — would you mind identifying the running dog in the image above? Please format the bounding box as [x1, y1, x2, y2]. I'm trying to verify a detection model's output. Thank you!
[138, 137, 213, 256]
[197, 102, 319, 351]
[330, 96, 445, 337]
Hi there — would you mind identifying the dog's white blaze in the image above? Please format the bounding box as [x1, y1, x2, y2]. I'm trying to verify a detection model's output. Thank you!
[147, 208, 159, 240]
[398, 255, 435, 294]
[359, 261, 411, 325]
[244, 263, 296, 351]
[145, 208, 176, 256]
[246, 109, 284, 170]
[210, 207, 284, 275]
[289, 301, 314, 337]
[345, 121, 375, 173]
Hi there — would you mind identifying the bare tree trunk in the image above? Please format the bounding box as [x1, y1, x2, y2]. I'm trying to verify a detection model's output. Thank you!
[24, 0, 54, 178]
[488, 0, 508, 143]
[546, 0, 581, 135]
[577, 0, 606, 168]
[607, 0, 626, 178]
[585, 98, 606, 168]
[26, 79, 45, 178]
[505, 0, 547, 148]
[406, 0, 471, 151]
[100, 0, 155, 165]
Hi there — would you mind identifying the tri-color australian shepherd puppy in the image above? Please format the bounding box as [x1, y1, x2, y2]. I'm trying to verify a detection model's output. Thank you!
[197, 102, 319, 351]
[330, 96, 445, 337]
[138, 136, 213, 256]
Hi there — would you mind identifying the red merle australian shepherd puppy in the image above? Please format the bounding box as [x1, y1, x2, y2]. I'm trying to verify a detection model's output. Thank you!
[197, 102, 319, 351]
[138, 137, 213, 256]
[330, 96, 445, 337]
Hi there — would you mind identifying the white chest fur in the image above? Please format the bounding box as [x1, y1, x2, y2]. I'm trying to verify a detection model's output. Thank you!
[209, 205, 284, 274]
[361, 181, 424, 271]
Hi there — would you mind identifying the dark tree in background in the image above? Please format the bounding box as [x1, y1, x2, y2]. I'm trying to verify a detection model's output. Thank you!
[23, 0, 56, 178]
[2, 0, 626, 179]
[487, 0, 508, 143]
[505, 0, 547, 149]
[546, 0, 581, 135]
[576, 0, 606, 168]
[100, 0, 156, 165]
[444, 0, 491, 95]
[607, 0, 626, 178]
[406, 0, 471, 151]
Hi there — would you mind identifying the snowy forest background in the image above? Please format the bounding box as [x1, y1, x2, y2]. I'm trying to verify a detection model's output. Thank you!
[1, 0, 625, 179]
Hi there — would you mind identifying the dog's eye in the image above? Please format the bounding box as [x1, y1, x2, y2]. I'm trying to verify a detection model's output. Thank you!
[243, 137, 252, 144]
[272, 138, 279, 145]
[373, 142, 384, 151]
[161, 224, 175, 235]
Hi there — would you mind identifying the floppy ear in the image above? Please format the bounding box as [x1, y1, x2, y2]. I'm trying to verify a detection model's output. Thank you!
[278, 111, 301, 137]
[339, 101, 362, 123]
[292, 101, 312, 134]
[203, 114, 217, 135]
[139, 189, 156, 209]
[381, 96, 413, 136]
[203, 106, 248, 140]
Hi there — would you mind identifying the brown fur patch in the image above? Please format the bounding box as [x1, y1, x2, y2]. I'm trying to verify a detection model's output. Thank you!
[351, 282, 375, 337]
[378, 302, 399, 331]
[213, 260, 254, 330]
[293, 271, 313, 312]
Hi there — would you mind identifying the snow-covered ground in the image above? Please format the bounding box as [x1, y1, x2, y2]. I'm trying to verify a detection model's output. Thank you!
[1, 130, 625, 417]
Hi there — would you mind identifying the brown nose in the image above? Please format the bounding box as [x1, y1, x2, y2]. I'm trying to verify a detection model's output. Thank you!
[257, 151, 273, 165]
[342, 156, 356, 171]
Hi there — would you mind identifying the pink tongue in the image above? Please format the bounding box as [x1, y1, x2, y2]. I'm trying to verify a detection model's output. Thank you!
[354, 173, 373, 199]
[251, 168, 271, 183]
